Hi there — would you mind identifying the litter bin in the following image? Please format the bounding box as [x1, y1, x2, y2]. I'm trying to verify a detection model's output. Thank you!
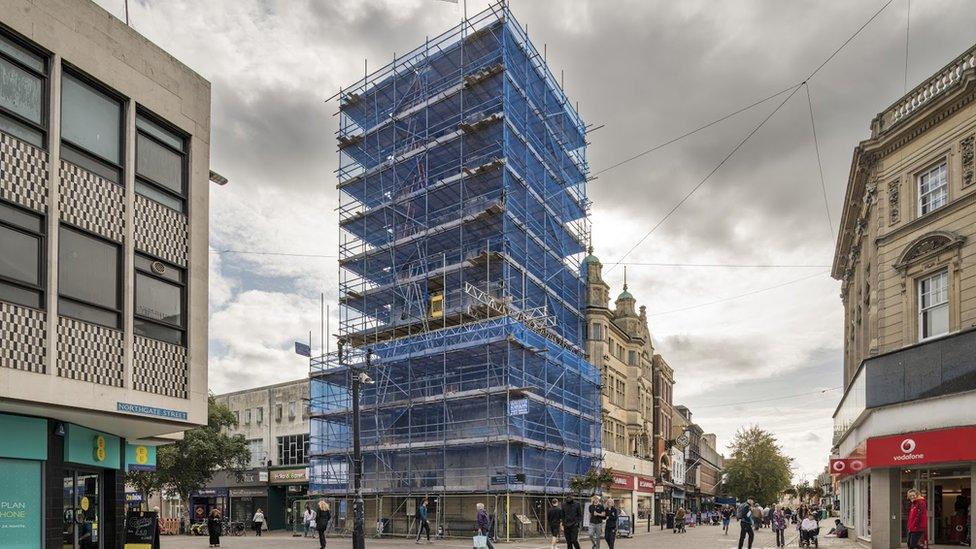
[666, 513, 675, 530]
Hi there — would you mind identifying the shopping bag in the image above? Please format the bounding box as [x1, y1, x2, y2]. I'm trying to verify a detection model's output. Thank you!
[473, 534, 488, 548]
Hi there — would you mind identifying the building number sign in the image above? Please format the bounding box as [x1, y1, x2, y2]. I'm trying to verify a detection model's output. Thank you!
[94, 435, 107, 463]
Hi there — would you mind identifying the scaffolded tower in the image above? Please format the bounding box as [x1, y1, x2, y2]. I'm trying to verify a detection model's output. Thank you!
[310, 2, 600, 538]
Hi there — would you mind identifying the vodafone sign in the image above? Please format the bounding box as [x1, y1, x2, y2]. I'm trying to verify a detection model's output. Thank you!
[866, 426, 976, 468]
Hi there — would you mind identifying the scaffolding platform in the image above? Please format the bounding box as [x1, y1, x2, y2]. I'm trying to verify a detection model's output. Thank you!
[311, 2, 600, 537]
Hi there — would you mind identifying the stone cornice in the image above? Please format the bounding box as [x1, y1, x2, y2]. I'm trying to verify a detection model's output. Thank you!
[876, 189, 976, 246]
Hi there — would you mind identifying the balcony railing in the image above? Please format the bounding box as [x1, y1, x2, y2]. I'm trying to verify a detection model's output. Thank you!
[833, 327, 976, 445]
[874, 44, 976, 135]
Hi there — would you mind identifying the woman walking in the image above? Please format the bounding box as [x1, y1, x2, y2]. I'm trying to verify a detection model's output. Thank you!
[207, 508, 222, 548]
[316, 500, 332, 549]
[477, 503, 495, 549]
[771, 505, 787, 548]
[303, 503, 315, 538]
[252, 508, 265, 536]
[603, 499, 619, 549]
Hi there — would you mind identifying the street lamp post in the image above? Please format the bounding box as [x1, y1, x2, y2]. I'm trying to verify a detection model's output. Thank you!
[339, 339, 371, 549]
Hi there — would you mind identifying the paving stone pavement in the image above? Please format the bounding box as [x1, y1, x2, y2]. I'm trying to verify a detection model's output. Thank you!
[161, 520, 861, 549]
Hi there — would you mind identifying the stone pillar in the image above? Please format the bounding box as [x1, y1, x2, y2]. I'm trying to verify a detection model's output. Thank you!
[869, 469, 900, 549]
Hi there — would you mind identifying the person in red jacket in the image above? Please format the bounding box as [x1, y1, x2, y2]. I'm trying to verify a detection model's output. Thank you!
[907, 489, 928, 549]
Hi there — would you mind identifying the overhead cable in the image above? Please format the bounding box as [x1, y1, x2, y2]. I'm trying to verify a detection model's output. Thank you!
[606, 0, 896, 271]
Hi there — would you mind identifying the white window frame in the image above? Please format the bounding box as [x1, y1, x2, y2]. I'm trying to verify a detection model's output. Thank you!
[917, 269, 949, 340]
[917, 161, 948, 216]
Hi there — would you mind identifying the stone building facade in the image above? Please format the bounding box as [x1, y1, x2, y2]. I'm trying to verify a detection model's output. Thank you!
[582, 249, 658, 525]
[831, 44, 976, 548]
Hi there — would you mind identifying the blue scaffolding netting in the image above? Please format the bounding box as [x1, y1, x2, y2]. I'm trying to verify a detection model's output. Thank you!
[311, 1, 600, 497]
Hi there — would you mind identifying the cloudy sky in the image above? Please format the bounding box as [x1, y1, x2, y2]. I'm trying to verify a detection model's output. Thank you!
[96, 0, 976, 481]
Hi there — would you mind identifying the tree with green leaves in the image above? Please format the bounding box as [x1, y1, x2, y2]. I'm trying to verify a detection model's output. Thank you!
[125, 469, 162, 510]
[156, 396, 250, 522]
[570, 467, 615, 495]
[723, 426, 793, 506]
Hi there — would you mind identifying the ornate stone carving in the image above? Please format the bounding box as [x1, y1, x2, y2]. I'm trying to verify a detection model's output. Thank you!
[962, 134, 975, 187]
[893, 230, 966, 270]
[888, 179, 900, 224]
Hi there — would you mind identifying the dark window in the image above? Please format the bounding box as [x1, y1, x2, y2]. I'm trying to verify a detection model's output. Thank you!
[277, 434, 310, 466]
[0, 30, 47, 148]
[0, 200, 44, 308]
[134, 253, 185, 346]
[58, 226, 121, 328]
[60, 71, 122, 183]
[136, 111, 187, 212]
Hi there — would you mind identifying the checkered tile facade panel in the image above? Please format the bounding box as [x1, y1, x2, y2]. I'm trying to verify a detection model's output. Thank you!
[56, 316, 124, 387]
[133, 336, 188, 399]
[0, 301, 47, 374]
[58, 160, 124, 242]
[0, 132, 50, 213]
[134, 195, 188, 266]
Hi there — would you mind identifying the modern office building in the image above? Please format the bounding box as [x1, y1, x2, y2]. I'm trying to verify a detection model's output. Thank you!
[310, 2, 600, 539]
[0, 1, 211, 547]
[582, 254, 658, 527]
[831, 43, 976, 548]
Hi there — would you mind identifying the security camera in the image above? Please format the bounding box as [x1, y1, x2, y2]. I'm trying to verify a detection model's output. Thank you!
[359, 372, 374, 385]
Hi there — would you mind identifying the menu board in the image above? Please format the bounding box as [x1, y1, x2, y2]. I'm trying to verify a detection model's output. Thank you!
[123, 511, 158, 549]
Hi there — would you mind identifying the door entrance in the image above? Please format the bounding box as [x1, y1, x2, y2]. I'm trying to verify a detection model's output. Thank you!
[900, 467, 971, 546]
[928, 471, 971, 545]
[63, 470, 102, 549]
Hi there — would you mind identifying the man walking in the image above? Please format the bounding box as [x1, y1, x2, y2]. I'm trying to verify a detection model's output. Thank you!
[416, 498, 431, 544]
[562, 496, 583, 549]
[907, 489, 928, 549]
[737, 497, 755, 549]
[587, 496, 606, 549]
[547, 498, 563, 549]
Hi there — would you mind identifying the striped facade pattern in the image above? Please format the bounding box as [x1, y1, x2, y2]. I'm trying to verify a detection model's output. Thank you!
[133, 194, 188, 266]
[0, 133, 49, 213]
[56, 316, 124, 387]
[58, 160, 125, 242]
[133, 335, 188, 399]
[0, 301, 47, 374]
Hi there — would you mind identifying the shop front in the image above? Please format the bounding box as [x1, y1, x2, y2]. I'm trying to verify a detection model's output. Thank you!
[230, 487, 269, 527]
[834, 426, 975, 548]
[607, 470, 635, 521]
[634, 476, 656, 528]
[0, 413, 152, 548]
[604, 470, 656, 531]
[190, 488, 229, 524]
[269, 467, 310, 534]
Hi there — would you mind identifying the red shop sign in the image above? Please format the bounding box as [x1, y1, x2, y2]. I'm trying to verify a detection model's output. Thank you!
[636, 476, 656, 492]
[610, 472, 634, 491]
[829, 458, 865, 478]
[866, 426, 976, 468]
